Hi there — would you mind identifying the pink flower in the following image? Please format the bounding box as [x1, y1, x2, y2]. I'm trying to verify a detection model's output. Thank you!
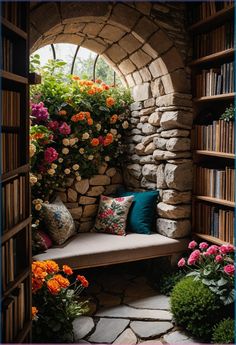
[31, 102, 49, 123]
[187, 249, 201, 265]
[224, 264, 235, 276]
[44, 147, 58, 163]
[206, 245, 219, 255]
[188, 240, 197, 249]
[199, 242, 209, 250]
[178, 258, 186, 267]
[116, 197, 124, 202]
[48, 121, 59, 131]
[220, 244, 235, 254]
[215, 255, 223, 263]
[98, 135, 104, 144]
[59, 122, 71, 135]
[203, 251, 211, 257]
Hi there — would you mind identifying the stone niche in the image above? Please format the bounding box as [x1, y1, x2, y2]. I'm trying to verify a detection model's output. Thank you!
[55, 164, 123, 232]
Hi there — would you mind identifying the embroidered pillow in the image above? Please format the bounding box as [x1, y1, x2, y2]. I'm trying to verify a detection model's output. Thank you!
[36, 230, 53, 251]
[94, 195, 134, 236]
[41, 197, 76, 245]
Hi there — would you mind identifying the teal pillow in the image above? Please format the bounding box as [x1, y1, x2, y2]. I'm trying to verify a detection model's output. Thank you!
[116, 189, 159, 234]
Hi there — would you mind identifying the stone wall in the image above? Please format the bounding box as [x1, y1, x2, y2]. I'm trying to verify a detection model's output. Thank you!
[30, 2, 193, 238]
[55, 164, 123, 232]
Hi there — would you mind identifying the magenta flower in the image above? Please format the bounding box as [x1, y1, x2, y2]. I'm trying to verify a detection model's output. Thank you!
[59, 122, 71, 135]
[31, 102, 49, 123]
[188, 240, 197, 249]
[48, 121, 59, 131]
[187, 249, 201, 265]
[215, 255, 223, 263]
[220, 244, 235, 254]
[206, 245, 219, 255]
[224, 264, 235, 276]
[98, 135, 104, 144]
[44, 147, 58, 163]
[178, 258, 186, 267]
[199, 242, 209, 250]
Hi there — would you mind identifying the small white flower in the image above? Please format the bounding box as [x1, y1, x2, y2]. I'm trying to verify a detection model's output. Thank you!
[122, 121, 129, 129]
[72, 164, 80, 171]
[62, 138, 70, 146]
[62, 148, 69, 155]
[64, 168, 71, 175]
[47, 168, 55, 176]
[35, 204, 42, 211]
[30, 174, 37, 185]
[69, 138, 76, 146]
[58, 158, 63, 163]
[117, 134, 121, 139]
[110, 129, 117, 136]
[74, 137, 79, 143]
[82, 132, 90, 140]
[76, 175, 82, 181]
[105, 156, 110, 162]
[96, 123, 101, 131]
[51, 163, 57, 169]
[88, 155, 94, 160]
[79, 148, 85, 154]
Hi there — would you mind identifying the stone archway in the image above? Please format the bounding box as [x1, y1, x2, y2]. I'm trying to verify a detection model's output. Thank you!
[30, 2, 193, 237]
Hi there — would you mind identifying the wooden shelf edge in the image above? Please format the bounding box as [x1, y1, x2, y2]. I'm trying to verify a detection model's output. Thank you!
[188, 5, 234, 32]
[194, 150, 235, 159]
[1, 163, 30, 182]
[193, 93, 235, 102]
[194, 195, 235, 208]
[193, 232, 233, 245]
[1, 70, 28, 84]
[1, 17, 27, 39]
[15, 320, 32, 343]
[190, 48, 234, 67]
[2, 268, 30, 301]
[2, 217, 31, 244]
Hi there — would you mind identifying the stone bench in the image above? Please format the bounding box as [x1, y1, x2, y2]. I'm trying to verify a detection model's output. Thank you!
[33, 232, 189, 269]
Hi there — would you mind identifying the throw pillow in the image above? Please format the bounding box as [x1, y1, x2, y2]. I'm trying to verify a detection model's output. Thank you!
[41, 197, 76, 245]
[36, 230, 53, 251]
[116, 189, 159, 234]
[94, 195, 134, 236]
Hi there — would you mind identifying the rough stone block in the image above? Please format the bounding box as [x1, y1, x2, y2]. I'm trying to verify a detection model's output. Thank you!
[157, 202, 191, 219]
[156, 163, 167, 188]
[106, 44, 127, 63]
[154, 137, 168, 150]
[141, 123, 156, 135]
[162, 190, 191, 205]
[119, 34, 142, 54]
[161, 129, 189, 138]
[130, 101, 142, 111]
[156, 218, 191, 238]
[160, 111, 193, 130]
[132, 71, 143, 85]
[166, 138, 191, 152]
[148, 111, 161, 126]
[127, 164, 142, 179]
[153, 150, 191, 161]
[132, 83, 151, 102]
[141, 177, 156, 190]
[156, 93, 192, 108]
[148, 30, 173, 56]
[142, 164, 157, 182]
[133, 16, 157, 41]
[151, 78, 165, 97]
[142, 134, 160, 146]
[100, 24, 125, 41]
[140, 67, 152, 82]
[144, 142, 155, 154]
[119, 59, 136, 74]
[164, 161, 193, 191]
[130, 50, 152, 69]
[109, 3, 141, 30]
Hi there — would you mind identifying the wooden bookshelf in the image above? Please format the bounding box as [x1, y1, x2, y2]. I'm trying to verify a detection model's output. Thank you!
[1, 2, 31, 343]
[190, 1, 235, 246]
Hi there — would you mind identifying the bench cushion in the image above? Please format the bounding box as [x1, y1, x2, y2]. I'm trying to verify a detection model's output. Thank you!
[33, 232, 189, 269]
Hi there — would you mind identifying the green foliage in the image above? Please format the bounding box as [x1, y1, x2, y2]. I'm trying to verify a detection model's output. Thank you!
[30, 54, 41, 73]
[220, 104, 235, 121]
[158, 270, 186, 296]
[171, 277, 221, 340]
[212, 318, 234, 344]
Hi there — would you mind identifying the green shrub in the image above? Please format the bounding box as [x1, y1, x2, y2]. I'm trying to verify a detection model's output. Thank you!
[212, 318, 234, 344]
[171, 277, 221, 340]
[158, 271, 185, 296]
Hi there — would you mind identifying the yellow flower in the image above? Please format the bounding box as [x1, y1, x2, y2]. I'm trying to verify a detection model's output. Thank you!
[88, 155, 94, 160]
[96, 123, 101, 131]
[58, 158, 63, 163]
[51, 163, 57, 169]
[72, 164, 80, 171]
[64, 169, 71, 175]
[122, 121, 129, 129]
[62, 138, 70, 146]
[82, 132, 90, 140]
[62, 148, 69, 155]
[35, 203, 42, 211]
[79, 148, 85, 154]
[47, 168, 55, 176]
[30, 174, 37, 185]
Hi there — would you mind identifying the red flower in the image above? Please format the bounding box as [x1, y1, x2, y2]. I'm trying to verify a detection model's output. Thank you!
[224, 264, 235, 276]
[76, 275, 89, 287]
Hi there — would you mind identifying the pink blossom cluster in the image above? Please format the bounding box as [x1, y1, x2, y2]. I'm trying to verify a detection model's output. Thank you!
[31, 102, 49, 123]
[44, 147, 58, 164]
[177, 241, 235, 276]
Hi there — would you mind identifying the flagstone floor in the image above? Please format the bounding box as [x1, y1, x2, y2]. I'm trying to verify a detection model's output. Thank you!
[73, 263, 202, 344]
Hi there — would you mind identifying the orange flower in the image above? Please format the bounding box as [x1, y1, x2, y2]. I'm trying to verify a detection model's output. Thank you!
[71, 114, 79, 122]
[85, 112, 91, 119]
[32, 277, 44, 293]
[95, 79, 102, 84]
[63, 265, 73, 275]
[106, 133, 113, 141]
[58, 110, 67, 116]
[76, 275, 89, 287]
[91, 138, 99, 147]
[71, 112, 85, 122]
[72, 75, 80, 81]
[102, 84, 109, 90]
[44, 260, 59, 274]
[110, 114, 118, 124]
[103, 138, 112, 146]
[87, 118, 93, 125]
[32, 306, 38, 319]
[87, 89, 96, 95]
[47, 278, 61, 295]
[106, 97, 115, 107]
[54, 274, 70, 288]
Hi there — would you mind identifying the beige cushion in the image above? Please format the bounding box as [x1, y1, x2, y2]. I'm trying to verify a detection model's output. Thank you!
[33, 232, 189, 269]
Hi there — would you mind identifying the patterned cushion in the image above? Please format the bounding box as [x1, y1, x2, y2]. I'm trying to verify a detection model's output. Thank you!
[36, 230, 53, 251]
[42, 197, 76, 245]
[94, 195, 134, 236]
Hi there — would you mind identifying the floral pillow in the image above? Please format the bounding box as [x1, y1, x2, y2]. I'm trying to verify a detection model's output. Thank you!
[41, 197, 76, 245]
[94, 195, 134, 236]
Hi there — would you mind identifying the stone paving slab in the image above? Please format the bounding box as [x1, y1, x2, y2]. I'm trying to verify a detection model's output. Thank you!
[96, 305, 172, 321]
[130, 321, 173, 339]
[113, 328, 138, 344]
[88, 318, 130, 343]
[163, 330, 202, 344]
[124, 294, 170, 310]
[73, 316, 95, 341]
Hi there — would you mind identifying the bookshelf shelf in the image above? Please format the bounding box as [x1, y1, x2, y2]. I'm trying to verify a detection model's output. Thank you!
[2, 163, 30, 183]
[2, 269, 30, 300]
[195, 150, 235, 159]
[2, 218, 31, 244]
[188, 5, 234, 33]
[193, 93, 235, 103]
[1, 70, 28, 84]
[194, 195, 235, 208]
[1, 17, 27, 39]
[193, 233, 232, 245]
[190, 48, 234, 67]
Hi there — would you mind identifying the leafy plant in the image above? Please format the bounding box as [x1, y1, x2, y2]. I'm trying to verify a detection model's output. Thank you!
[171, 276, 221, 339]
[157, 270, 186, 296]
[220, 104, 235, 122]
[212, 318, 234, 344]
[30, 54, 41, 73]
[177, 241, 235, 305]
[32, 260, 89, 343]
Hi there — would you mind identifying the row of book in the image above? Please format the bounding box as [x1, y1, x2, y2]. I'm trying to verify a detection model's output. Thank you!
[2, 175, 27, 231]
[194, 120, 235, 153]
[2, 282, 26, 343]
[2, 2, 25, 29]
[193, 166, 235, 202]
[194, 202, 234, 243]
[1, 90, 21, 127]
[195, 62, 234, 98]
[189, 1, 233, 24]
[1, 133, 19, 174]
[193, 22, 233, 59]
[2, 36, 14, 73]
